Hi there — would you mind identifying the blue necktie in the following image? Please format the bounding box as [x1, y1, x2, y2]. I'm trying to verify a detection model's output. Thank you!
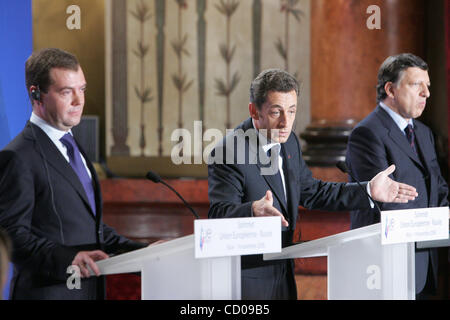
[60, 133, 96, 215]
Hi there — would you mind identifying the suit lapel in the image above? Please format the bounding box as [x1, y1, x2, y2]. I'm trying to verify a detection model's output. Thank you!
[280, 142, 298, 226]
[413, 123, 432, 173]
[259, 163, 288, 214]
[388, 128, 424, 168]
[241, 118, 288, 214]
[27, 123, 96, 218]
[78, 140, 102, 220]
[375, 106, 424, 169]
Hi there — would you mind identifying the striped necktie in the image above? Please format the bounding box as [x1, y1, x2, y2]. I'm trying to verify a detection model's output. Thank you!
[404, 124, 417, 155]
[60, 133, 96, 215]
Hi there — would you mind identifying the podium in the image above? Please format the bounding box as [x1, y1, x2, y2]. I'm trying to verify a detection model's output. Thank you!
[264, 223, 417, 300]
[95, 235, 241, 300]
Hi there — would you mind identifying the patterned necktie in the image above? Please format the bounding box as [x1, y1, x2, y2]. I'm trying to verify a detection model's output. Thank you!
[404, 124, 417, 155]
[60, 133, 96, 215]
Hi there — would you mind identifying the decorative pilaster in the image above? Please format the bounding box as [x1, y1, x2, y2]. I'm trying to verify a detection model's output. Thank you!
[302, 0, 425, 166]
[111, 0, 130, 156]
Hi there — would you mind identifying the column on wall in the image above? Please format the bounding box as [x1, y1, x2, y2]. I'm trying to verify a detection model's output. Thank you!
[302, 0, 425, 171]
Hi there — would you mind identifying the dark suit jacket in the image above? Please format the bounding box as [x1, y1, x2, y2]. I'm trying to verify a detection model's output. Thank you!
[0, 122, 146, 300]
[208, 118, 372, 299]
[345, 105, 449, 294]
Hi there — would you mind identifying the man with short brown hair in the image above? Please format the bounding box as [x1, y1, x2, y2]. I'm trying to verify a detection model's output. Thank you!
[346, 53, 449, 298]
[208, 68, 419, 300]
[0, 48, 146, 300]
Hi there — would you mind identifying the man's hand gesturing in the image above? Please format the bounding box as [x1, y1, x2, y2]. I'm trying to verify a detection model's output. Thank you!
[252, 190, 289, 227]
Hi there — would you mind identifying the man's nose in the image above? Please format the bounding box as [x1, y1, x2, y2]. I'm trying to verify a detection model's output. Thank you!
[278, 112, 287, 126]
[421, 83, 430, 98]
[72, 90, 84, 105]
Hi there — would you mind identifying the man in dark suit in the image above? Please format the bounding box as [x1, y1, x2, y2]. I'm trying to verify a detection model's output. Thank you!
[208, 69, 419, 300]
[0, 48, 146, 299]
[345, 53, 449, 298]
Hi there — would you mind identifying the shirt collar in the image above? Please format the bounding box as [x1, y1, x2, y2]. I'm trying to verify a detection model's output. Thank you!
[251, 118, 280, 153]
[30, 112, 72, 143]
[379, 102, 413, 132]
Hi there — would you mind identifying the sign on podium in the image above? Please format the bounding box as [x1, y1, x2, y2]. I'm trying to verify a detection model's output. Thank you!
[92, 217, 282, 299]
[264, 207, 449, 300]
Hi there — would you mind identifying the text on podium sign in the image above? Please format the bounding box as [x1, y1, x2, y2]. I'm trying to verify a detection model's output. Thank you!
[194, 217, 282, 259]
[381, 206, 449, 245]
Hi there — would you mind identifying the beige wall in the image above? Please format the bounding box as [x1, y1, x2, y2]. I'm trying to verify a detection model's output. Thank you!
[33, 0, 106, 158]
[33, 0, 311, 177]
[104, 0, 311, 177]
[33, 0, 447, 178]
[106, 0, 311, 158]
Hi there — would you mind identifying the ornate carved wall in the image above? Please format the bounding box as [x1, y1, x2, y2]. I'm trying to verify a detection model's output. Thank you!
[105, 0, 311, 177]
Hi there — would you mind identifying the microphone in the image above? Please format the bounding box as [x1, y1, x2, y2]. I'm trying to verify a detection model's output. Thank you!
[336, 161, 382, 214]
[146, 171, 200, 219]
[146, 171, 161, 183]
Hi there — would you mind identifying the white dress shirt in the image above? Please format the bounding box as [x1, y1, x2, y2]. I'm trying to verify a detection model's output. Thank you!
[379, 101, 413, 133]
[30, 112, 92, 179]
[252, 119, 287, 202]
[251, 119, 374, 208]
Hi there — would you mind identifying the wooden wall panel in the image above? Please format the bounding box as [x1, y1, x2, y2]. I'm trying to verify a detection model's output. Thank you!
[101, 179, 209, 243]
[310, 0, 425, 123]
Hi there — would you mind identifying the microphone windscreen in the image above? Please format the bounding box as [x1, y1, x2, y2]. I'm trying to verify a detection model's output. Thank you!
[336, 161, 349, 174]
[146, 171, 161, 183]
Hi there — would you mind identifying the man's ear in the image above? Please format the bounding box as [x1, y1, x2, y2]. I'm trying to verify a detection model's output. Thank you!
[249, 102, 259, 120]
[384, 82, 395, 99]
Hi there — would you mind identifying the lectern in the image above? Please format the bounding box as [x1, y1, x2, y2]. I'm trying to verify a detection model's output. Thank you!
[264, 223, 416, 300]
[94, 235, 241, 300]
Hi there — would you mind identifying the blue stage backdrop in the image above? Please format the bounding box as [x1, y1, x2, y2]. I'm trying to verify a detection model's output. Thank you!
[0, 0, 33, 299]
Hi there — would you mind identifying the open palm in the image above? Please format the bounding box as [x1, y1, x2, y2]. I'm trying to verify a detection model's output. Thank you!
[370, 165, 418, 203]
